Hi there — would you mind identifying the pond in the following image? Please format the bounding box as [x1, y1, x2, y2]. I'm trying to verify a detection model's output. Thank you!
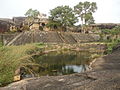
[23, 50, 101, 77]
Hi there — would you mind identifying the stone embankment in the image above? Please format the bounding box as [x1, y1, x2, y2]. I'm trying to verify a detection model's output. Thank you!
[1, 45, 120, 90]
[0, 31, 100, 45]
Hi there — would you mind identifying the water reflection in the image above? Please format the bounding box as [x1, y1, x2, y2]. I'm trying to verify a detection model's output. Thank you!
[33, 50, 93, 76]
[65, 65, 89, 73]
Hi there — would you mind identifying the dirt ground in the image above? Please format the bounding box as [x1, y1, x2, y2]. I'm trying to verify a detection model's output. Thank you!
[1, 50, 120, 90]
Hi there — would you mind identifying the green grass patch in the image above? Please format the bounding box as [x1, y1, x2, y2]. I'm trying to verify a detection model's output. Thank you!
[0, 44, 45, 86]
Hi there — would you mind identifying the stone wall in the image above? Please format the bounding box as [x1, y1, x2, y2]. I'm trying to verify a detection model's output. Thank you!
[0, 31, 100, 46]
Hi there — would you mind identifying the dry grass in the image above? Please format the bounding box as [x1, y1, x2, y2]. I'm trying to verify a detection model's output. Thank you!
[0, 44, 44, 86]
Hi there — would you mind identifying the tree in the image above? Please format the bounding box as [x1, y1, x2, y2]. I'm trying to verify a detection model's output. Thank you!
[46, 20, 62, 30]
[84, 12, 95, 25]
[25, 8, 40, 18]
[48, 5, 78, 31]
[25, 8, 40, 26]
[74, 1, 97, 25]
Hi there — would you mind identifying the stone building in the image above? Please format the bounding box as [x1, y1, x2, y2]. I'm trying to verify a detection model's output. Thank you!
[29, 18, 49, 31]
[12, 17, 26, 28]
[0, 16, 49, 33]
[12, 16, 49, 31]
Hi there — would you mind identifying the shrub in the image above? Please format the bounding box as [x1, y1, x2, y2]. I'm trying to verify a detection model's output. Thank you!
[39, 26, 43, 31]
[21, 25, 30, 31]
[106, 39, 120, 54]
[0, 44, 44, 86]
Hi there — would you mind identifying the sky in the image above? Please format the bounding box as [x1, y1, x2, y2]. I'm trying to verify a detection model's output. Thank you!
[0, 0, 120, 23]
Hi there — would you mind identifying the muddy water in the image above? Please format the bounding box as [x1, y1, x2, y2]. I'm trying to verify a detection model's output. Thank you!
[24, 51, 99, 76]
[24, 50, 101, 76]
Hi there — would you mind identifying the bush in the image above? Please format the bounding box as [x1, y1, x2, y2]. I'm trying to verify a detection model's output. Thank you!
[100, 27, 120, 54]
[0, 44, 44, 86]
[0, 42, 3, 47]
[39, 26, 43, 31]
[21, 25, 30, 31]
[101, 26, 120, 35]
[106, 39, 120, 54]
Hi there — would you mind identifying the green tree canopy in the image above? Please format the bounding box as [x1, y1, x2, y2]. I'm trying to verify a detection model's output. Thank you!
[48, 5, 78, 31]
[25, 8, 40, 26]
[74, 1, 97, 25]
[25, 8, 40, 18]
